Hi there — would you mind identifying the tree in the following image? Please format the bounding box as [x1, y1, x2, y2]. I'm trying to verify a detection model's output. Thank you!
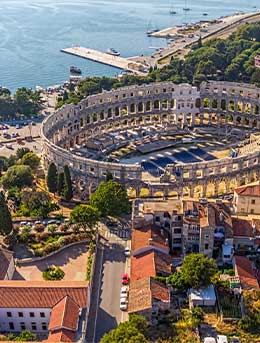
[20, 152, 40, 171]
[7, 329, 37, 341]
[46, 163, 58, 193]
[100, 315, 148, 343]
[57, 172, 65, 196]
[63, 165, 73, 201]
[16, 147, 30, 159]
[70, 204, 100, 234]
[1, 165, 33, 189]
[0, 191, 13, 235]
[167, 253, 218, 290]
[90, 180, 130, 217]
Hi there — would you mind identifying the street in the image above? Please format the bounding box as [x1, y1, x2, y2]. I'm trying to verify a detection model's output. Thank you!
[85, 228, 130, 343]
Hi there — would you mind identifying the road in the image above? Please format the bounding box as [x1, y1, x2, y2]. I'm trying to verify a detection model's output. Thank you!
[85, 228, 130, 343]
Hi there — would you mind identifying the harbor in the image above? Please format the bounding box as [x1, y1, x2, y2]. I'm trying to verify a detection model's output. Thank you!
[61, 46, 149, 76]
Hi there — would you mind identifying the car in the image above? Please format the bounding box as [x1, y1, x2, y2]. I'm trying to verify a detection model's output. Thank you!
[48, 219, 57, 225]
[122, 273, 130, 285]
[216, 336, 228, 343]
[203, 338, 216, 343]
[120, 297, 128, 311]
[124, 247, 131, 257]
[120, 286, 128, 298]
[230, 338, 240, 343]
[34, 221, 41, 225]
[20, 221, 27, 226]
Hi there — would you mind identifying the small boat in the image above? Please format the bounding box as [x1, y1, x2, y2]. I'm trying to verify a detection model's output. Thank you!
[170, 10, 177, 14]
[203, 12, 208, 16]
[183, 0, 190, 11]
[70, 66, 82, 74]
[146, 21, 159, 36]
[106, 48, 120, 56]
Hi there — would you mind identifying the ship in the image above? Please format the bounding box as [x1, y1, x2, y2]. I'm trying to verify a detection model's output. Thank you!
[106, 48, 120, 56]
[70, 66, 82, 74]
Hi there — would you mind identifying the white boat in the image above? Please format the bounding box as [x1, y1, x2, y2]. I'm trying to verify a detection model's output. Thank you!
[106, 48, 120, 56]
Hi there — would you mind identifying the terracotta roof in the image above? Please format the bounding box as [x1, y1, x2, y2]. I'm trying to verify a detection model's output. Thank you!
[232, 218, 254, 237]
[131, 250, 172, 282]
[47, 329, 76, 342]
[235, 184, 260, 197]
[128, 277, 170, 313]
[234, 256, 259, 290]
[132, 224, 169, 253]
[49, 296, 80, 331]
[0, 281, 88, 308]
[0, 248, 13, 280]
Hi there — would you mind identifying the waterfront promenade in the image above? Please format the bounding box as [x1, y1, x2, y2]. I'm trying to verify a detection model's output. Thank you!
[61, 47, 148, 76]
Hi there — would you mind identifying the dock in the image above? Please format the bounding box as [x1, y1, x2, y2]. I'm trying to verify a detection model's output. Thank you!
[61, 47, 148, 76]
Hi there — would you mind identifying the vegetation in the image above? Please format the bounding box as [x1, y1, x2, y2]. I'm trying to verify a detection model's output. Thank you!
[90, 180, 130, 217]
[100, 314, 149, 343]
[86, 241, 95, 281]
[1, 165, 33, 189]
[238, 291, 260, 334]
[42, 266, 65, 280]
[57, 172, 65, 196]
[46, 163, 58, 193]
[20, 152, 40, 171]
[70, 204, 100, 235]
[0, 191, 13, 236]
[6, 330, 37, 342]
[167, 253, 218, 290]
[63, 165, 73, 201]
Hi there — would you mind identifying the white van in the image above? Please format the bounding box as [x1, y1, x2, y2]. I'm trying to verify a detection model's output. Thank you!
[217, 335, 228, 343]
[204, 338, 216, 343]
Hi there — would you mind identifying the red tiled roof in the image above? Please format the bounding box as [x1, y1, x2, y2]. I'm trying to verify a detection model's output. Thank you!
[235, 184, 260, 197]
[0, 248, 13, 280]
[0, 281, 88, 308]
[131, 250, 172, 282]
[47, 329, 76, 342]
[234, 256, 259, 290]
[232, 218, 254, 237]
[132, 224, 169, 253]
[128, 277, 170, 313]
[49, 296, 80, 331]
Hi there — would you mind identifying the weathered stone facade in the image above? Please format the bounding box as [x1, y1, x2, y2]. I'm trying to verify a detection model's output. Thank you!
[41, 81, 260, 199]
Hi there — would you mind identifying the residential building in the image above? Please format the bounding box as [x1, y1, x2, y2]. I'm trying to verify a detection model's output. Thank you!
[234, 256, 259, 291]
[188, 285, 216, 308]
[0, 281, 88, 342]
[233, 184, 260, 215]
[0, 247, 15, 280]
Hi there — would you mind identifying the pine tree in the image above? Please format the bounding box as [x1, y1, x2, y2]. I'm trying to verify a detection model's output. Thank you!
[0, 191, 13, 236]
[63, 165, 73, 201]
[57, 172, 65, 196]
[46, 163, 58, 193]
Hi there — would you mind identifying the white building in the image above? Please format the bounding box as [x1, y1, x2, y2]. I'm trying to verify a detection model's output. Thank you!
[233, 184, 260, 215]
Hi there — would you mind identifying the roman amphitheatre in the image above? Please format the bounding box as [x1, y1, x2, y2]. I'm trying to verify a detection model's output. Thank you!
[41, 81, 260, 199]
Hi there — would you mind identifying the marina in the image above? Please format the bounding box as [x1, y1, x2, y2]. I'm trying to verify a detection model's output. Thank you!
[61, 46, 148, 76]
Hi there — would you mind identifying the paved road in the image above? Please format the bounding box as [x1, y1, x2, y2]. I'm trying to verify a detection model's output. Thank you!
[85, 231, 130, 343]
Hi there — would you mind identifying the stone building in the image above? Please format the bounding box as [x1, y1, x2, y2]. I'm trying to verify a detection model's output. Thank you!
[233, 184, 260, 215]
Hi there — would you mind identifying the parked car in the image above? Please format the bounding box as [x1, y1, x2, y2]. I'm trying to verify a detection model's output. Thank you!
[20, 221, 27, 226]
[203, 338, 216, 343]
[120, 297, 128, 311]
[122, 273, 130, 285]
[120, 286, 128, 298]
[124, 247, 131, 257]
[217, 336, 228, 343]
[230, 338, 240, 343]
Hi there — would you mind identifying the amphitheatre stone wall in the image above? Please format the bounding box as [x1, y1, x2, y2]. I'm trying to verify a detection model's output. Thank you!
[41, 81, 260, 199]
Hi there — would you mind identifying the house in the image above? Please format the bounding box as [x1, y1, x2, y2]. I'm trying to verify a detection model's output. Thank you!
[0, 280, 88, 342]
[232, 218, 256, 252]
[128, 277, 170, 320]
[188, 285, 216, 308]
[233, 184, 260, 215]
[234, 256, 259, 291]
[131, 250, 173, 282]
[0, 247, 15, 280]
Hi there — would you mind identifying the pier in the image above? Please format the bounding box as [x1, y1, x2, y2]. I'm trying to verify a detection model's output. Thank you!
[61, 47, 148, 76]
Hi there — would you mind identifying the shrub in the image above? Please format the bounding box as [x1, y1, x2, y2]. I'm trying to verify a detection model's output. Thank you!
[34, 224, 45, 233]
[60, 223, 69, 232]
[47, 224, 58, 235]
[19, 226, 31, 243]
[42, 266, 65, 280]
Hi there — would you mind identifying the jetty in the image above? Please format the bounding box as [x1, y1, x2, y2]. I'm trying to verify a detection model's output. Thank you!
[61, 46, 148, 76]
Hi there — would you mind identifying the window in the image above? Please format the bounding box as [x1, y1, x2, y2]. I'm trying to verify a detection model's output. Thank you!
[42, 323, 47, 331]
[174, 228, 182, 234]
[205, 243, 209, 250]
[205, 234, 209, 239]
[31, 322, 37, 331]
[251, 209, 255, 214]
[9, 322, 14, 330]
[29, 312, 35, 318]
[7, 312, 12, 318]
[251, 199, 256, 204]
[40, 312, 45, 318]
[18, 312, 24, 318]
[155, 216, 160, 222]
[20, 322, 26, 331]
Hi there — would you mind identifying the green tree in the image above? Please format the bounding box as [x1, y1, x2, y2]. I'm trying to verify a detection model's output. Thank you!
[63, 165, 73, 201]
[20, 152, 40, 171]
[7, 329, 37, 341]
[0, 191, 13, 235]
[70, 204, 100, 234]
[57, 172, 65, 196]
[100, 315, 148, 343]
[46, 163, 58, 193]
[90, 180, 130, 217]
[1, 165, 33, 189]
[167, 253, 218, 290]
[16, 147, 30, 159]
